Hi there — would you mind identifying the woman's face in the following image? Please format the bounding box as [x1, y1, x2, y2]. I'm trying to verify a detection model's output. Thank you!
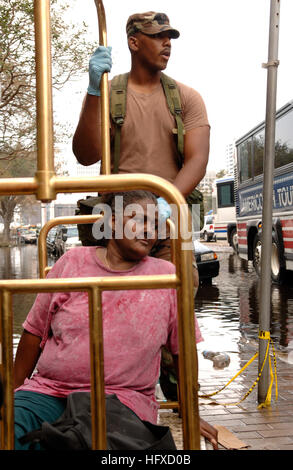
[113, 198, 158, 261]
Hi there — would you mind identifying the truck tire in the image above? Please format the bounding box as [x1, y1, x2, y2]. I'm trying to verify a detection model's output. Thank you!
[252, 233, 284, 283]
[252, 234, 262, 277]
[271, 238, 284, 283]
[230, 227, 238, 253]
[203, 231, 209, 242]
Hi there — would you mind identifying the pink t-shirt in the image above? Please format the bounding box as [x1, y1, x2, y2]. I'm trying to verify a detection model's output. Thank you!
[17, 247, 202, 424]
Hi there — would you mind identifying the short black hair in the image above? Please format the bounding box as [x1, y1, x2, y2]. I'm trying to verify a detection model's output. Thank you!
[99, 190, 158, 245]
[101, 190, 157, 212]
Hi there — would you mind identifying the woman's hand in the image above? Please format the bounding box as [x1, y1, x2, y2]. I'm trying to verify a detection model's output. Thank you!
[200, 418, 219, 450]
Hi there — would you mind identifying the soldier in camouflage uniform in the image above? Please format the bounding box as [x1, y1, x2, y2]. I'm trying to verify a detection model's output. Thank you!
[73, 11, 210, 286]
[72, 12, 217, 448]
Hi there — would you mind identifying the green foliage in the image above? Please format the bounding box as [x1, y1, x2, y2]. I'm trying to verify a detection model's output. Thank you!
[0, 150, 36, 178]
[0, 0, 94, 237]
[216, 169, 227, 179]
[0, 0, 92, 168]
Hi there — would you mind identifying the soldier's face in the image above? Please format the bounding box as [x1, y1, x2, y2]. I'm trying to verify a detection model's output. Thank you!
[131, 32, 172, 71]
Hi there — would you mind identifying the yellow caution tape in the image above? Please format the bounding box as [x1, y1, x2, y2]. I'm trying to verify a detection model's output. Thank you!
[258, 331, 278, 409]
[259, 330, 271, 340]
[199, 330, 278, 407]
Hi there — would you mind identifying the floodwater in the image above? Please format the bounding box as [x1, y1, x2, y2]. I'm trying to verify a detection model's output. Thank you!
[1, 244, 293, 367]
[196, 250, 293, 350]
[195, 247, 293, 379]
[0, 245, 53, 352]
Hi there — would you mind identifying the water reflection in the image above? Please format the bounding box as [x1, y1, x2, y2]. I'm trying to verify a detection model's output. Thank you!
[0, 245, 40, 348]
[196, 253, 293, 357]
[0, 245, 39, 280]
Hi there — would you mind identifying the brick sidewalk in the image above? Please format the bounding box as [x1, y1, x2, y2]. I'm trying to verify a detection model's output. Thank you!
[159, 348, 293, 450]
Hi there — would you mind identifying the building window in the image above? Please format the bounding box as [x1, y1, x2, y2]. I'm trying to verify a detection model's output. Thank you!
[253, 130, 264, 177]
[238, 138, 252, 182]
[275, 110, 293, 169]
[217, 181, 235, 208]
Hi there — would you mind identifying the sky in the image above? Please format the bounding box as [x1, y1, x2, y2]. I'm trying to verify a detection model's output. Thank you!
[55, 0, 293, 173]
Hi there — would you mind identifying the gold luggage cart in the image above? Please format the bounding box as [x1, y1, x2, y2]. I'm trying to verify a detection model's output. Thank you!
[0, 0, 201, 450]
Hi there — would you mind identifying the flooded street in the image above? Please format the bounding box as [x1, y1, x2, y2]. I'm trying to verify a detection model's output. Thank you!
[196, 246, 293, 380]
[197, 249, 293, 351]
[0, 245, 50, 351]
[1, 243, 293, 367]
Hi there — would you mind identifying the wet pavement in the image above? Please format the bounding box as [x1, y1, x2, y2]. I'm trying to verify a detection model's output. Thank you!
[160, 241, 293, 450]
[1, 242, 293, 450]
[159, 347, 293, 451]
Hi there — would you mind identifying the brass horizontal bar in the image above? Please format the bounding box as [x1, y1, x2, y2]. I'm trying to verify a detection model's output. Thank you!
[159, 401, 179, 409]
[0, 274, 179, 293]
[40, 214, 101, 233]
[0, 178, 38, 195]
[0, 174, 189, 216]
[53, 174, 183, 202]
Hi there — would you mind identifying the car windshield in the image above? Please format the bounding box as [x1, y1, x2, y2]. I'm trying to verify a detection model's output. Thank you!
[193, 240, 211, 254]
[66, 227, 78, 238]
[47, 228, 57, 240]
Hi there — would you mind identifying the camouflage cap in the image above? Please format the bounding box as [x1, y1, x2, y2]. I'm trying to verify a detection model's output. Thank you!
[126, 12, 180, 39]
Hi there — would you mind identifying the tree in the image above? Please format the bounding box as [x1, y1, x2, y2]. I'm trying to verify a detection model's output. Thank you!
[216, 169, 227, 179]
[0, 149, 36, 241]
[0, 0, 93, 242]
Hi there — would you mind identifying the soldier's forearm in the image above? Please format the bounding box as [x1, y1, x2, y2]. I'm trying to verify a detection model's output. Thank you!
[72, 94, 102, 166]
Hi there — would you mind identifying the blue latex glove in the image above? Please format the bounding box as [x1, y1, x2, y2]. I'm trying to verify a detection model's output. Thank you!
[157, 197, 172, 221]
[87, 46, 112, 96]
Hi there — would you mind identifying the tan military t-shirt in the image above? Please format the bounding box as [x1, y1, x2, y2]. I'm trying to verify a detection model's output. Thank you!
[110, 80, 209, 183]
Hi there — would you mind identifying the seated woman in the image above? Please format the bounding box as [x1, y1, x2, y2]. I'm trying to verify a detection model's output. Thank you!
[14, 190, 218, 450]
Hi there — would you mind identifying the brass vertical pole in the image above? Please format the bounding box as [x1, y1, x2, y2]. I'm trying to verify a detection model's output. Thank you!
[89, 287, 107, 449]
[34, 0, 56, 201]
[94, 0, 111, 175]
[176, 206, 200, 450]
[0, 291, 14, 450]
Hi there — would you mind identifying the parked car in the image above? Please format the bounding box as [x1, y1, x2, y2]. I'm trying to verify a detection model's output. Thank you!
[193, 239, 219, 284]
[46, 227, 58, 257]
[54, 225, 82, 258]
[19, 229, 37, 244]
[200, 214, 216, 242]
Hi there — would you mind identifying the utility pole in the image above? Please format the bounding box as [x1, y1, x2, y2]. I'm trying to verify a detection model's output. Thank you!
[258, 0, 280, 404]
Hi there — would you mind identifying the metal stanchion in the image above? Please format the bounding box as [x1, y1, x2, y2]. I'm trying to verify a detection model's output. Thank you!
[258, 0, 280, 404]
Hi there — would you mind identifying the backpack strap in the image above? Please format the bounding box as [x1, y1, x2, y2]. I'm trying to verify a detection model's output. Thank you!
[110, 72, 185, 171]
[110, 73, 129, 173]
[160, 73, 185, 167]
